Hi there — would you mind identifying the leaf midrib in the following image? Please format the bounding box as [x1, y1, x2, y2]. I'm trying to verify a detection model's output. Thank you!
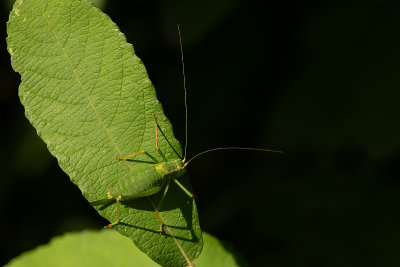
[36, 0, 129, 169]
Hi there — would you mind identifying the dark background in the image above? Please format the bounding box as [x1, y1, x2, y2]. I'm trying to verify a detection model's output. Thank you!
[1, 0, 400, 266]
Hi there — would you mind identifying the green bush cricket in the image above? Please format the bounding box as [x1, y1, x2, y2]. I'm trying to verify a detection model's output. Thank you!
[94, 26, 282, 232]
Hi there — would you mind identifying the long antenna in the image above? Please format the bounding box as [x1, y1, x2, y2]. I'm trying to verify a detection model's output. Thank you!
[177, 24, 188, 161]
[185, 147, 283, 167]
[176, 26, 282, 166]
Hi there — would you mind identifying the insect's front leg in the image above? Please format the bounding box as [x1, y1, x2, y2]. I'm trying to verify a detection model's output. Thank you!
[117, 150, 158, 163]
[119, 114, 176, 163]
[152, 114, 167, 162]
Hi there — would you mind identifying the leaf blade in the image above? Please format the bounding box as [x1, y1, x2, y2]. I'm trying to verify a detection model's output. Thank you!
[7, 0, 202, 265]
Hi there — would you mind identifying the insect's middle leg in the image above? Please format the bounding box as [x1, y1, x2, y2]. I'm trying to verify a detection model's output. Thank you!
[106, 196, 122, 228]
[154, 182, 171, 233]
[173, 179, 196, 199]
[152, 181, 194, 233]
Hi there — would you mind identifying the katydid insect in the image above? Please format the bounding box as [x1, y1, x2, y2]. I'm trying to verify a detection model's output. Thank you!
[97, 26, 282, 232]
[106, 114, 193, 230]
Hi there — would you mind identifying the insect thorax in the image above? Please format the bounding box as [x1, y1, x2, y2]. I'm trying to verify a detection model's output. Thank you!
[155, 159, 186, 180]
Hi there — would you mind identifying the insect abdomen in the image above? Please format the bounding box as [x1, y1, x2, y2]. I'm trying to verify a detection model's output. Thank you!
[109, 159, 186, 200]
[109, 168, 164, 199]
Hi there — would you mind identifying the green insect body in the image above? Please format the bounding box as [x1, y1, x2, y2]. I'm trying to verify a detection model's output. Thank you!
[108, 159, 186, 201]
[102, 114, 195, 230]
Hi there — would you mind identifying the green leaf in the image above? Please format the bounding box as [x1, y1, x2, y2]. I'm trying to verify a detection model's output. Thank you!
[6, 230, 156, 267]
[6, 231, 243, 267]
[6, 0, 202, 265]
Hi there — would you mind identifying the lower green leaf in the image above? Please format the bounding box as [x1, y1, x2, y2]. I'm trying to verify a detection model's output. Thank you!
[5, 230, 243, 267]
